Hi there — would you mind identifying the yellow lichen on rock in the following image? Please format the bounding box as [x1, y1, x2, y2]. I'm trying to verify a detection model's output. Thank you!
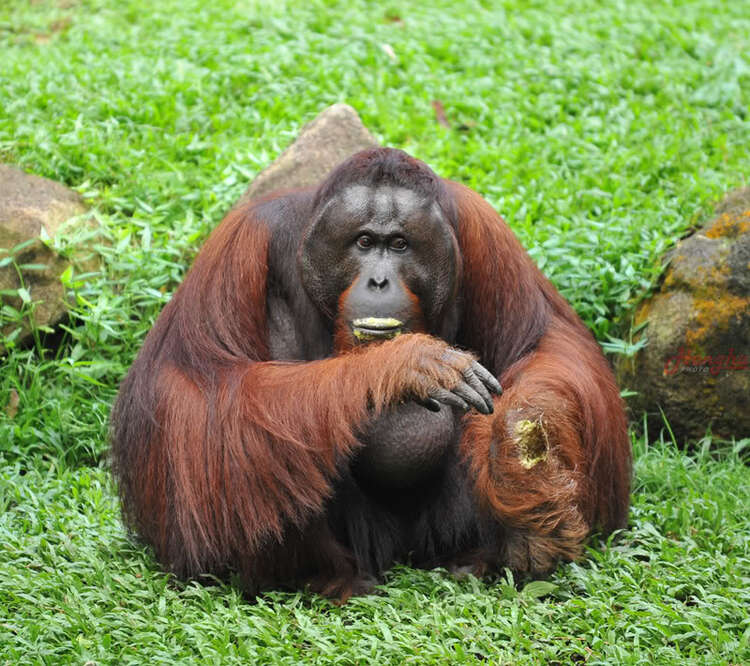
[685, 294, 749, 350]
[704, 210, 750, 240]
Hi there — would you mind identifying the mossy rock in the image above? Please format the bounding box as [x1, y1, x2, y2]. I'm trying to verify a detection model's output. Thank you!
[0, 165, 95, 349]
[616, 188, 750, 442]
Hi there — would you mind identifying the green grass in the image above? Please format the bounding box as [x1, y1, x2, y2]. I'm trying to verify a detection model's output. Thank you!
[2, 439, 748, 664]
[1, 0, 749, 663]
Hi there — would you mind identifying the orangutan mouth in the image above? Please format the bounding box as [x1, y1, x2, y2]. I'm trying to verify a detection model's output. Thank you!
[351, 317, 404, 342]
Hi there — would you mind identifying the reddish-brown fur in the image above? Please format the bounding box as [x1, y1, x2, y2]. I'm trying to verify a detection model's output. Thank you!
[112, 207, 475, 584]
[111, 151, 631, 599]
[451, 181, 630, 569]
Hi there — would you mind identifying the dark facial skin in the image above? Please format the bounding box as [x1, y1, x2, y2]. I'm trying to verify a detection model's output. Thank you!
[300, 184, 460, 339]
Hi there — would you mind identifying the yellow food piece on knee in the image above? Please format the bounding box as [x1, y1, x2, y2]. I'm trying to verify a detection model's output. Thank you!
[514, 419, 549, 469]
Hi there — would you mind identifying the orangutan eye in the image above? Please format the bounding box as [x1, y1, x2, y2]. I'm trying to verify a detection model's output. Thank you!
[356, 234, 374, 250]
[390, 236, 408, 252]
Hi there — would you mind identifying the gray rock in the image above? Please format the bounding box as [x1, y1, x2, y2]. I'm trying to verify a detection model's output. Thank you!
[0, 165, 89, 347]
[616, 188, 750, 442]
[236, 104, 379, 205]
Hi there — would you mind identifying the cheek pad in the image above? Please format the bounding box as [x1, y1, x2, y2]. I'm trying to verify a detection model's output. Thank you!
[401, 245, 458, 324]
[301, 232, 359, 314]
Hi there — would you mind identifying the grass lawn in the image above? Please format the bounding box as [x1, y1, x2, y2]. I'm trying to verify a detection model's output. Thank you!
[1, 0, 749, 663]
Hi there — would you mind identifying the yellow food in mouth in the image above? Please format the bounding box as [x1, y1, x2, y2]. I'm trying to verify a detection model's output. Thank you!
[351, 317, 404, 341]
[353, 329, 402, 341]
[352, 317, 403, 329]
